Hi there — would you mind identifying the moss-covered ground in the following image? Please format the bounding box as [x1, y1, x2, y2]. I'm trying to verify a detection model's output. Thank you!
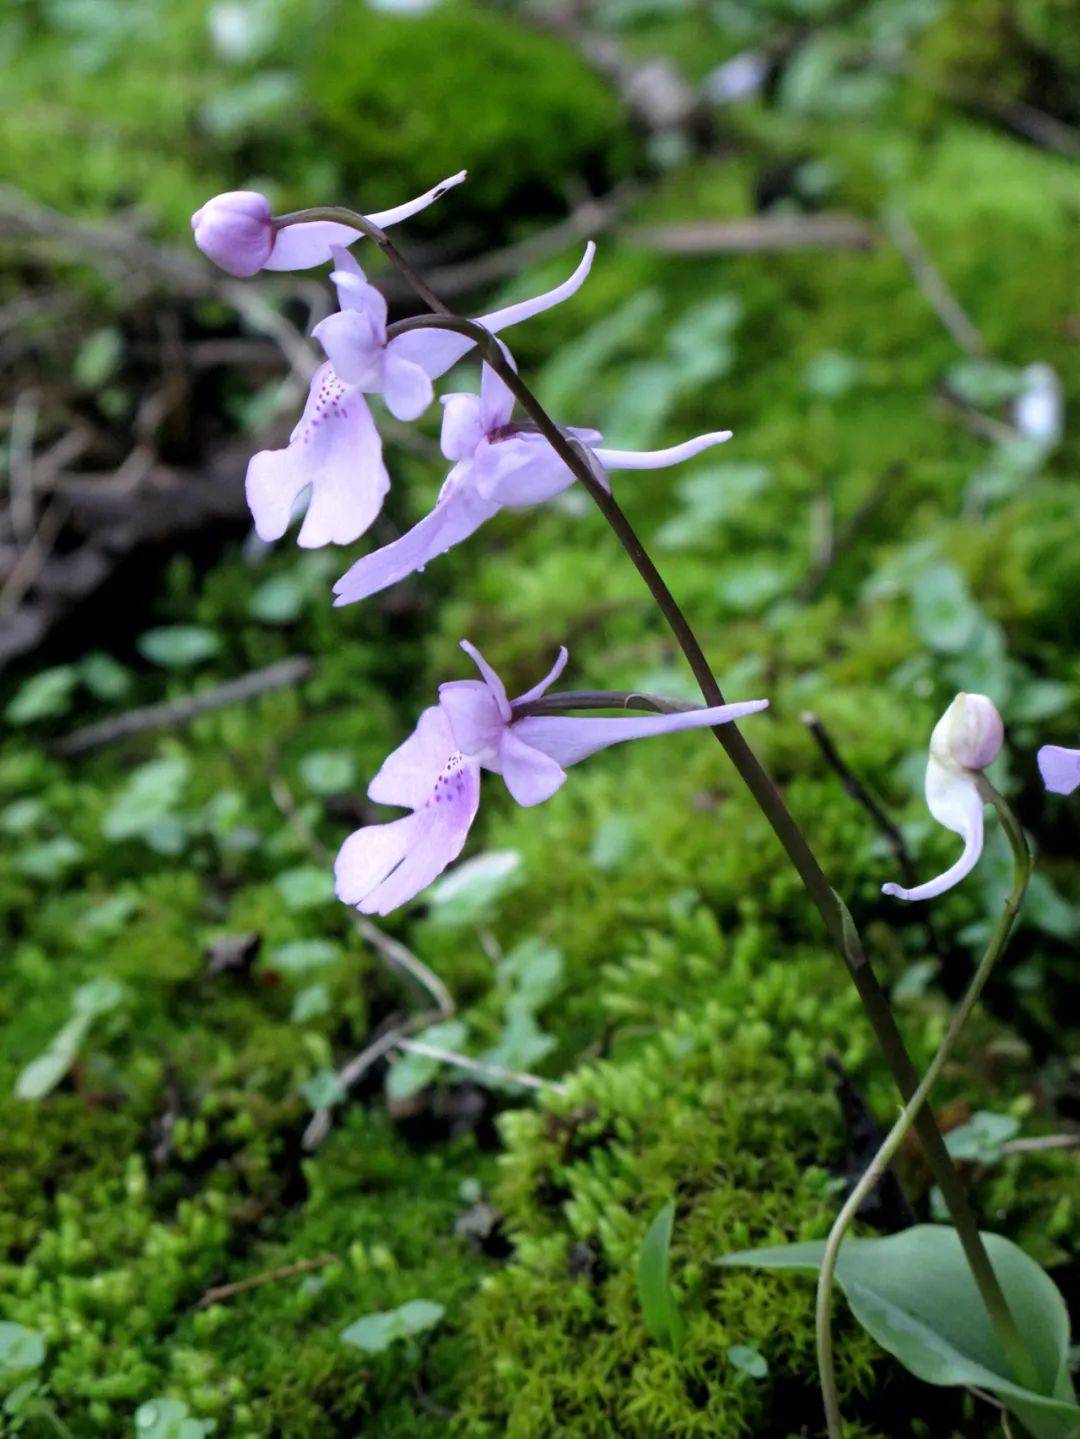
[1, 0, 1078, 1434]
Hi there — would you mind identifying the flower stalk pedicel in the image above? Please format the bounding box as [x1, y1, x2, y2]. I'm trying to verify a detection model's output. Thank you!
[191, 172, 466, 276]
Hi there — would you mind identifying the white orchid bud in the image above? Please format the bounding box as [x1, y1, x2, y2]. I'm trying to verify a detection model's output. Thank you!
[930, 693, 1004, 774]
[884, 693, 1004, 903]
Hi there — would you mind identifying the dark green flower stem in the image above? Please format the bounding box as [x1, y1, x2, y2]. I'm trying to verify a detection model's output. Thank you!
[274, 205, 1038, 1389]
[816, 777, 1036, 1436]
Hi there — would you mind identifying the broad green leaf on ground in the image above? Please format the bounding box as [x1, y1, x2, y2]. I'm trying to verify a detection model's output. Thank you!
[299, 1069, 346, 1110]
[15, 979, 125, 1100]
[298, 748, 358, 795]
[727, 1343, 768, 1378]
[275, 864, 335, 911]
[341, 1299, 445, 1354]
[945, 1111, 1021, 1164]
[102, 757, 191, 854]
[291, 983, 331, 1023]
[133, 1397, 213, 1438]
[479, 1011, 555, 1083]
[5, 666, 80, 724]
[637, 1201, 683, 1350]
[426, 851, 523, 927]
[717, 1226, 1080, 1438]
[137, 625, 221, 669]
[497, 938, 564, 1017]
[0, 1322, 45, 1379]
[268, 939, 341, 974]
[80, 652, 132, 701]
[248, 573, 305, 623]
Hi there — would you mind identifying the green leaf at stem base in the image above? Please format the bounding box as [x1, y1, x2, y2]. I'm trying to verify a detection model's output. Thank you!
[716, 1225, 1080, 1438]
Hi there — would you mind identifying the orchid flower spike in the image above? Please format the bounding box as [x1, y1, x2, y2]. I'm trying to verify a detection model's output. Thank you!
[882, 692, 1004, 903]
[245, 245, 595, 549]
[1038, 745, 1080, 796]
[335, 641, 768, 915]
[332, 363, 732, 605]
[191, 171, 466, 277]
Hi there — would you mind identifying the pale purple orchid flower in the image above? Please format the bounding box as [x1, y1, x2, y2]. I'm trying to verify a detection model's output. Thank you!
[1038, 745, 1080, 795]
[883, 692, 1004, 902]
[245, 245, 595, 549]
[335, 641, 768, 915]
[332, 363, 733, 605]
[191, 171, 466, 277]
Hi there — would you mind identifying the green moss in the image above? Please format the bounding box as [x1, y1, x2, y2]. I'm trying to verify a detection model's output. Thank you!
[2, 0, 1078, 1430]
[457, 971, 880, 1437]
[0, 0, 635, 239]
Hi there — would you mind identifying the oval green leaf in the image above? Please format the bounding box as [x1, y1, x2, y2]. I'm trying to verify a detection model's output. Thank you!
[716, 1225, 1080, 1438]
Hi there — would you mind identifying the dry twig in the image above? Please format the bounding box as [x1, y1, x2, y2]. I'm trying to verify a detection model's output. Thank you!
[195, 1253, 337, 1309]
[395, 1037, 568, 1095]
[625, 214, 878, 254]
[802, 710, 920, 893]
[885, 209, 985, 357]
[52, 656, 315, 757]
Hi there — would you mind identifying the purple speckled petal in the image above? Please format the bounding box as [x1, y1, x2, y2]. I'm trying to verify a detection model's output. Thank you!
[510, 698, 768, 770]
[245, 365, 388, 547]
[311, 309, 385, 389]
[1038, 744, 1080, 796]
[336, 757, 480, 915]
[368, 705, 455, 809]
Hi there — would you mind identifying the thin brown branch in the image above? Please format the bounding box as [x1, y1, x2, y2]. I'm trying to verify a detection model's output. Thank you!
[301, 1011, 443, 1151]
[394, 1038, 568, 1094]
[7, 390, 40, 546]
[195, 1253, 337, 1309]
[51, 656, 315, 757]
[625, 214, 878, 254]
[798, 466, 901, 600]
[999, 1133, 1080, 1156]
[801, 710, 919, 893]
[0, 494, 69, 617]
[885, 209, 986, 357]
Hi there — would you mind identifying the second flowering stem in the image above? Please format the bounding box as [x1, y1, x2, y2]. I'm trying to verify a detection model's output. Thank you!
[816, 777, 1036, 1435]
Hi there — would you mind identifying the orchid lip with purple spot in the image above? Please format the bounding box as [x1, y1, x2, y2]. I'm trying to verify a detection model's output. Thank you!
[334, 642, 767, 915]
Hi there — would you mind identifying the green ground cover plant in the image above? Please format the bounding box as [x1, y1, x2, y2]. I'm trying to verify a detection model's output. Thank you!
[1, 0, 1077, 1434]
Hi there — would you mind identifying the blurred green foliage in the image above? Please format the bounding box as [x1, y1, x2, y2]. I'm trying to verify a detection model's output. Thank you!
[1, 0, 1078, 1433]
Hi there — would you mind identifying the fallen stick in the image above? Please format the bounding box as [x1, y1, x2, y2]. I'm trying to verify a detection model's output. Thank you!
[885, 209, 986, 357]
[624, 214, 878, 253]
[51, 655, 314, 757]
[195, 1253, 337, 1309]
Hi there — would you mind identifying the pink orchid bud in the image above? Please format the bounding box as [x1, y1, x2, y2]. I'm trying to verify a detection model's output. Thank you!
[191, 191, 274, 277]
[929, 692, 1004, 773]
